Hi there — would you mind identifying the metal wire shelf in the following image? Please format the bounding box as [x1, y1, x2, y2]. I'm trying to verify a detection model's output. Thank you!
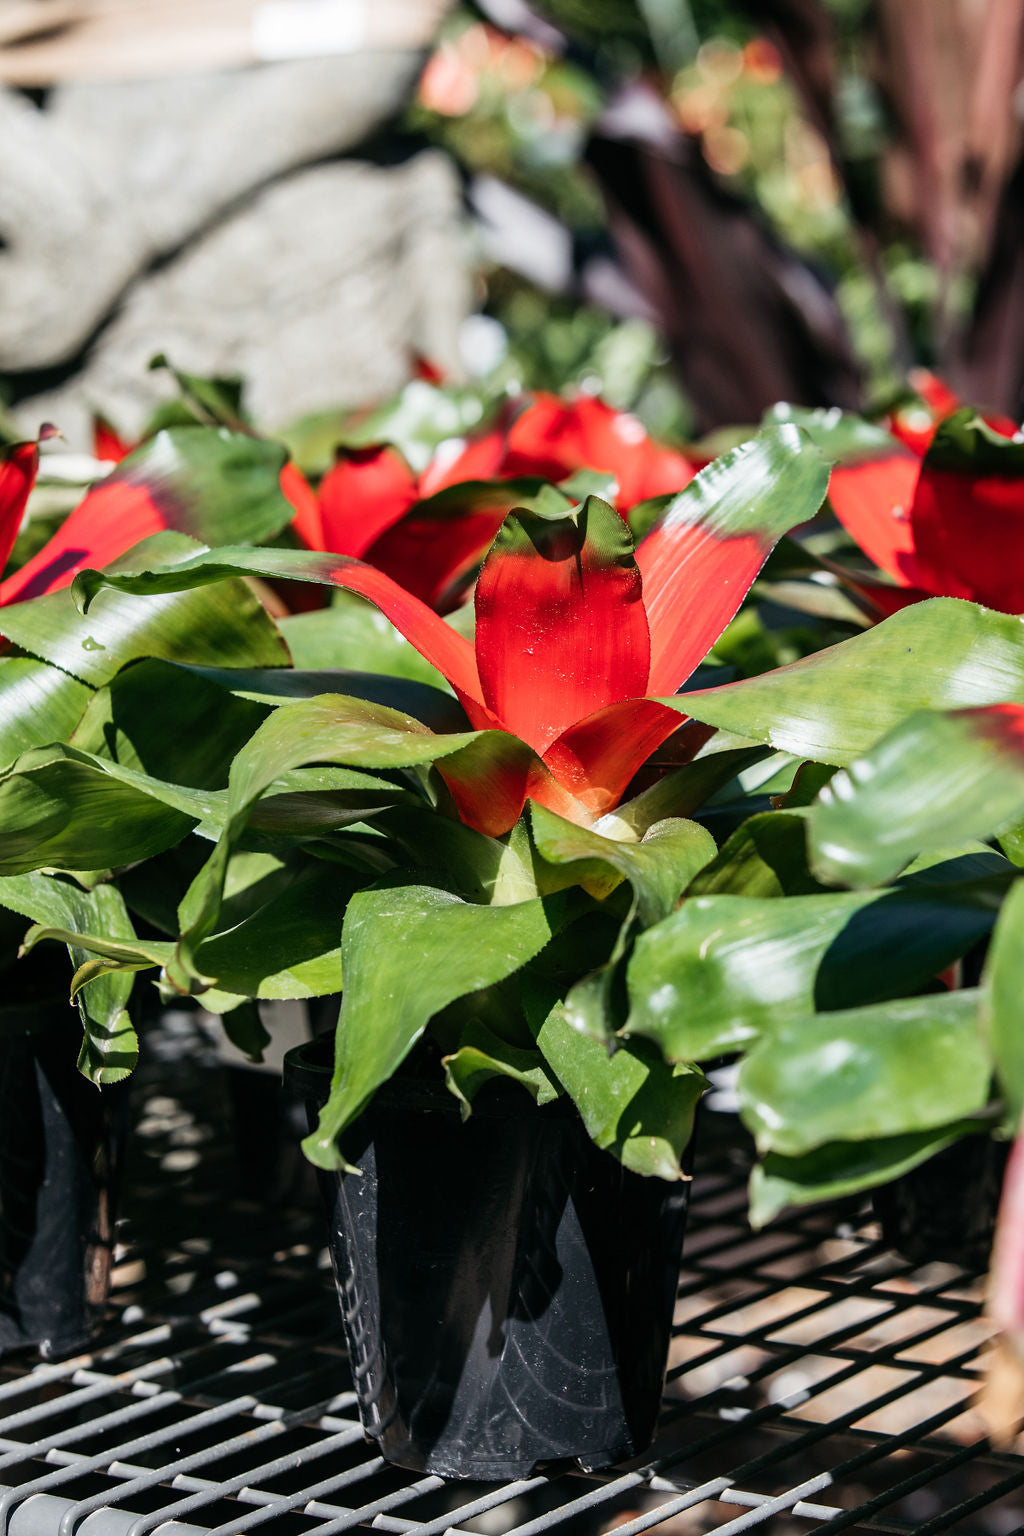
[0, 1026, 1021, 1536]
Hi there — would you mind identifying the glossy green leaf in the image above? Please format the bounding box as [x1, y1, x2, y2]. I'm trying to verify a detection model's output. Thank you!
[303, 882, 554, 1169]
[0, 745, 212, 875]
[982, 880, 1024, 1129]
[279, 595, 450, 690]
[680, 600, 1024, 765]
[6, 531, 289, 686]
[531, 803, 715, 925]
[71, 659, 269, 789]
[763, 403, 900, 465]
[808, 707, 1024, 888]
[749, 1123, 981, 1228]
[626, 882, 1000, 1061]
[168, 693, 543, 991]
[738, 990, 990, 1157]
[0, 872, 141, 1083]
[0, 658, 93, 772]
[687, 811, 828, 897]
[443, 1020, 560, 1116]
[534, 1003, 704, 1180]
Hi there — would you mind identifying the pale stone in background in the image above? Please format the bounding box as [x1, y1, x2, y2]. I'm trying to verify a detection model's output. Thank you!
[0, 37, 470, 444]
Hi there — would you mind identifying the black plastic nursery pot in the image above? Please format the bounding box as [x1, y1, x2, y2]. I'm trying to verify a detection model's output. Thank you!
[872, 1132, 1009, 1269]
[285, 1037, 692, 1481]
[0, 1007, 129, 1358]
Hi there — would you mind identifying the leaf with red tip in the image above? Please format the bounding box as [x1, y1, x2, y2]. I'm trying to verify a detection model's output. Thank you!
[364, 479, 535, 611]
[828, 454, 923, 585]
[475, 495, 650, 754]
[502, 392, 587, 482]
[280, 461, 323, 548]
[72, 543, 489, 718]
[638, 426, 830, 695]
[0, 428, 293, 606]
[543, 696, 687, 818]
[910, 411, 1024, 612]
[0, 438, 40, 575]
[91, 415, 134, 464]
[317, 444, 418, 558]
[417, 429, 506, 496]
[503, 394, 691, 510]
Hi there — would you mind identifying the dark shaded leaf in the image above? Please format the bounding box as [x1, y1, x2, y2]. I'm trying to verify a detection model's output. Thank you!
[749, 1123, 984, 1228]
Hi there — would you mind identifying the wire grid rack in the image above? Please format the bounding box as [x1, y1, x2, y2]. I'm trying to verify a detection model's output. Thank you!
[0, 1021, 1022, 1536]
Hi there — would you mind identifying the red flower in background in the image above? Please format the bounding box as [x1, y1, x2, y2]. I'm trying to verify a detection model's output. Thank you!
[827, 398, 1024, 617]
[291, 392, 695, 611]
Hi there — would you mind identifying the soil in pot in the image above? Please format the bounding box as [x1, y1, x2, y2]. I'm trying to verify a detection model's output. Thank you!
[285, 1037, 693, 1481]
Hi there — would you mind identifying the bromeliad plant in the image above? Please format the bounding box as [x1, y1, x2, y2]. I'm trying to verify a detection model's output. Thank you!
[5, 398, 1024, 1235]
[7, 413, 1022, 1211]
[0, 424, 824, 1176]
[772, 402, 1024, 618]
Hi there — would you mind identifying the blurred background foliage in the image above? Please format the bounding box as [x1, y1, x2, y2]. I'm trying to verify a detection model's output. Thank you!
[404, 0, 1024, 441]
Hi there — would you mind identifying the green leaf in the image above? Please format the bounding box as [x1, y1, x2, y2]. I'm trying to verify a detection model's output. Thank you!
[374, 805, 537, 904]
[120, 424, 291, 540]
[443, 1020, 560, 1116]
[763, 403, 900, 466]
[0, 659, 93, 773]
[534, 1003, 704, 1180]
[71, 658, 269, 789]
[0, 745, 210, 875]
[279, 595, 451, 690]
[0, 872, 143, 1083]
[531, 803, 716, 925]
[807, 707, 1024, 888]
[738, 990, 990, 1157]
[167, 693, 540, 991]
[302, 882, 554, 1169]
[601, 744, 770, 838]
[5, 530, 289, 686]
[687, 811, 828, 897]
[680, 600, 1024, 765]
[194, 857, 358, 1000]
[982, 879, 1024, 1128]
[220, 1001, 272, 1064]
[147, 358, 249, 431]
[925, 407, 1024, 475]
[625, 882, 1000, 1061]
[749, 1124, 981, 1228]
[182, 663, 466, 732]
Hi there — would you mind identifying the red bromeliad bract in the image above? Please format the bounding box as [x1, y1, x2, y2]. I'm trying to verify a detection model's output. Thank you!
[276, 428, 827, 835]
[828, 406, 1024, 617]
[291, 392, 695, 612]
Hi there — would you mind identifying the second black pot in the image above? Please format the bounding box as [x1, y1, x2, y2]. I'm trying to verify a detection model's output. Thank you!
[285, 1039, 692, 1480]
[0, 1009, 128, 1357]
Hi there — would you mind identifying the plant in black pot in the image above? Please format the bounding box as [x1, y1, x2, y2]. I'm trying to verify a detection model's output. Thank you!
[10, 426, 833, 1474]
[24, 418, 1024, 1476]
[0, 422, 298, 1355]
